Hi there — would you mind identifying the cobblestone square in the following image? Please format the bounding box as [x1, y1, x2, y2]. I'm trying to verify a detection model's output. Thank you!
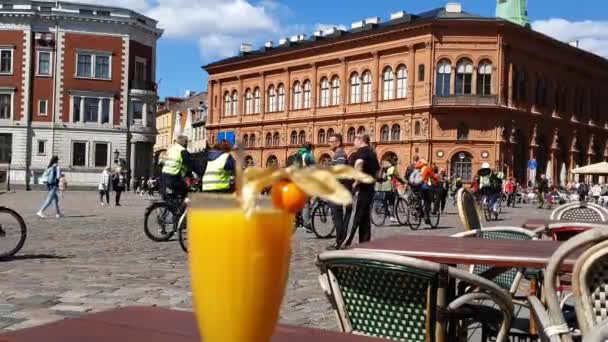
[0, 190, 550, 331]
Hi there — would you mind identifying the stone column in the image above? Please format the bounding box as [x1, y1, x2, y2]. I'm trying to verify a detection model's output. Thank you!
[285, 68, 291, 116]
[449, 66, 455, 95]
[373, 52, 380, 109]
[408, 45, 415, 106]
[80, 98, 85, 123]
[130, 141, 137, 189]
[311, 64, 318, 115]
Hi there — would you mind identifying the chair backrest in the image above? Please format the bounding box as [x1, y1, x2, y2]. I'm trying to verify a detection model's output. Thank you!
[452, 227, 536, 293]
[456, 188, 483, 231]
[540, 227, 608, 341]
[317, 250, 514, 342]
[582, 319, 608, 342]
[551, 202, 608, 222]
[573, 239, 608, 335]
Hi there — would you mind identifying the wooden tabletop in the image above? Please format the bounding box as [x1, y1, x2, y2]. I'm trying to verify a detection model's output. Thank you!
[0, 306, 383, 342]
[355, 234, 578, 269]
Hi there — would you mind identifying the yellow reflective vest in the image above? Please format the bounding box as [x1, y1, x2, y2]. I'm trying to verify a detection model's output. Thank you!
[202, 153, 231, 191]
[162, 144, 186, 177]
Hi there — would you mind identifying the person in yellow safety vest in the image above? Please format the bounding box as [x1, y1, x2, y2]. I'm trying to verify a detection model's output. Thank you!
[160, 134, 196, 200]
[202, 140, 236, 193]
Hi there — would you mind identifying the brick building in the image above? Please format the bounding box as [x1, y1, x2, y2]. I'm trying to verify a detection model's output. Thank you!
[0, 1, 162, 187]
[203, 2, 608, 185]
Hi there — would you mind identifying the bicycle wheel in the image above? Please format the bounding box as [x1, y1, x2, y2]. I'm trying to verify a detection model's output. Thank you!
[311, 204, 335, 239]
[177, 213, 188, 253]
[0, 207, 27, 259]
[395, 197, 409, 226]
[428, 201, 441, 229]
[407, 203, 422, 230]
[370, 199, 387, 227]
[144, 202, 177, 242]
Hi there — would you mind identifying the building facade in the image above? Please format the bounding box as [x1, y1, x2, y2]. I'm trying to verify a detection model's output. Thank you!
[0, 1, 162, 187]
[204, 4, 608, 185]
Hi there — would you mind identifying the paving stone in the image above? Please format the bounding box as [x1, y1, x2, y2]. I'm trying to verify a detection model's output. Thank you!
[49, 304, 92, 313]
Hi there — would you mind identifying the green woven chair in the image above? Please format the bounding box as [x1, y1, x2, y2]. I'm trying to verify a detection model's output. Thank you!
[456, 188, 483, 232]
[528, 227, 608, 342]
[317, 250, 514, 342]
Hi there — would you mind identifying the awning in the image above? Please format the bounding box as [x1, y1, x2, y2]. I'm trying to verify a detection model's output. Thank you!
[571, 161, 608, 175]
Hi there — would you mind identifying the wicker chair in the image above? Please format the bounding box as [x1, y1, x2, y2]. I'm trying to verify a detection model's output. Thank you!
[582, 319, 608, 342]
[528, 227, 608, 342]
[550, 202, 608, 223]
[456, 188, 483, 231]
[317, 250, 514, 342]
[451, 227, 537, 295]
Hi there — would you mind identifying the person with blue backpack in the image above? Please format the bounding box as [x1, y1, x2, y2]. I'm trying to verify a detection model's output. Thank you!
[36, 155, 63, 219]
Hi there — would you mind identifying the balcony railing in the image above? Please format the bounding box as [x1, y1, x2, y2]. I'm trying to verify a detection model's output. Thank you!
[130, 79, 156, 91]
[433, 95, 498, 106]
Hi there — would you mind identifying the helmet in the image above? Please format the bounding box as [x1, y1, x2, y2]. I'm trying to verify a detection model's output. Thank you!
[481, 162, 491, 169]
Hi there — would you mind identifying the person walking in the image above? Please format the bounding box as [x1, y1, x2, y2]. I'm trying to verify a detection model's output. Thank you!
[344, 134, 379, 246]
[113, 168, 127, 206]
[201, 140, 235, 193]
[327, 133, 349, 250]
[505, 177, 516, 207]
[98, 167, 111, 206]
[37, 156, 63, 218]
[437, 168, 449, 213]
[536, 174, 549, 208]
[592, 183, 602, 203]
[58, 173, 67, 199]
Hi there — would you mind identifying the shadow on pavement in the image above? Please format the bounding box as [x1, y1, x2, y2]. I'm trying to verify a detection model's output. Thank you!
[2, 254, 73, 261]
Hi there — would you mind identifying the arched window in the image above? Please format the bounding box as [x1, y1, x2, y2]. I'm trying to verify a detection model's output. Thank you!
[347, 127, 356, 143]
[303, 80, 311, 109]
[414, 121, 421, 135]
[455, 59, 473, 95]
[477, 61, 492, 96]
[457, 123, 469, 140]
[436, 59, 451, 97]
[267, 85, 276, 112]
[231, 90, 238, 115]
[318, 129, 326, 144]
[242, 134, 249, 147]
[292, 81, 302, 110]
[319, 77, 329, 107]
[357, 126, 366, 135]
[223, 91, 231, 116]
[327, 128, 335, 137]
[244, 89, 253, 114]
[244, 156, 255, 168]
[253, 87, 261, 113]
[380, 124, 390, 142]
[266, 155, 278, 169]
[391, 124, 401, 141]
[265, 132, 272, 146]
[361, 71, 372, 103]
[451, 152, 473, 182]
[396, 65, 407, 98]
[249, 134, 256, 147]
[277, 84, 285, 111]
[382, 67, 394, 100]
[290, 130, 298, 145]
[273, 132, 280, 146]
[535, 78, 547, 108]
[331, 76, 341, 106]
[298, 130, 306, 144]
[350, 72, 360, 104]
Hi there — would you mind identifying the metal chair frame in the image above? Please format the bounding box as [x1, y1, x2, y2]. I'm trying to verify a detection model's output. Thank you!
[456, 188, 483, 232]
[550, 202, 608, 222]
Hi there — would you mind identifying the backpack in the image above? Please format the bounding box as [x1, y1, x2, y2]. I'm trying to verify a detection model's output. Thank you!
[286, 153, 301, 167]
[41, 166, 56, 185]
[408, 169, 423, 186]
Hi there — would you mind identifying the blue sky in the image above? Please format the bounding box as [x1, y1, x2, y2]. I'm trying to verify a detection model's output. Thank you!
[138, 0, 607, 98]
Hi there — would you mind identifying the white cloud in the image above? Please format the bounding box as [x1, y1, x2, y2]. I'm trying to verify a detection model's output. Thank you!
[532, 18, 608, 58]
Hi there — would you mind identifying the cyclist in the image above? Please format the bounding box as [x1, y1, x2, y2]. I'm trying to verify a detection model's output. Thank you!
[477, 162, 503, 215]
[202, 139, 235, 193]
[536, 174, 549, 208]
[409, 159, 436, 224]
[160, 134, 196, 201]
[376, 158, 405, 222]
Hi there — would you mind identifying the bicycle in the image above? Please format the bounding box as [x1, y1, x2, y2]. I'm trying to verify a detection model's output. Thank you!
[310, 199, 335, 239]
[407, 190, 440, 230]
[143, 190, 186, 243]
[0, 206, 27, 259]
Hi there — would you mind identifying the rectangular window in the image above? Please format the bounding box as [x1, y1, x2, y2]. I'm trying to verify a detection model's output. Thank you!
[418, 64, 425, 82]
[0, 94, 11, 119]
[39, 99, 47, 116]
[79, 9, 94, 15]
[84, 97, 99, 123]
[72, 142, 87, 167]
[95, 55, 110, 79]
[2, 4, 13, 9]
[73, 96, 81, 122]
[0, 49, 13, 74]
[94, 142, 108, 167]
[96, 10, 110, 16]
[37, 140, 46, 155]
[0, 134, 11, 163]
[101, 98, 110, 124]
[77, 54, 92, 77]
[37, 51, 51, 75]
[133, 101, 143, 120]
[134, 60, 146, 81]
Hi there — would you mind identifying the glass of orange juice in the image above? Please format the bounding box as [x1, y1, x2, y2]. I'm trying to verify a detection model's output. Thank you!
[188, 194, 293, 342]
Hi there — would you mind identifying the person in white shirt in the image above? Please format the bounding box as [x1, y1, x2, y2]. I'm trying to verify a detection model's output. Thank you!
[592, 183, 602, 203]
[99, 167, 112, 206]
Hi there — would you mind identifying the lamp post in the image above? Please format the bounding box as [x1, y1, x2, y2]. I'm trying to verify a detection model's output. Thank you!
[6, 151, 11, 192]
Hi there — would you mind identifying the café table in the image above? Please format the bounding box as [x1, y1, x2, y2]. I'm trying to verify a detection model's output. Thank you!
[0, 306, 384, 342]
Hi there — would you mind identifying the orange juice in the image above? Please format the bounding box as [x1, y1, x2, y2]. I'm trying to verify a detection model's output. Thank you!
[188, 207, 293, 342]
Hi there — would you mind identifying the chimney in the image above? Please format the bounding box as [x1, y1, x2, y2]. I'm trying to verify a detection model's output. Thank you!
[264, 41, 273, 48]
[445, 2, 462, 13]
[365, 17, 380, 25]
[569, 40, 580, 48]
[390, 11, 406, 20]
[239, 43, 253, 53]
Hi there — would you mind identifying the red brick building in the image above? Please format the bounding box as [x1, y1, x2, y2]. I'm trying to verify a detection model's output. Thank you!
[0, 1, 162, 187]
[204, 4, 608, 185]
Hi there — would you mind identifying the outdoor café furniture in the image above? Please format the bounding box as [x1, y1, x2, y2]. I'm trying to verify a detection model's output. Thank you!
[317, 250, 514, 342]
[550, 202, 608, 223]
[0, 306, 387, 342]
[528, 227, 608, 342]
[456, 188, 483, 231]
[582, 320, 608, 342]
